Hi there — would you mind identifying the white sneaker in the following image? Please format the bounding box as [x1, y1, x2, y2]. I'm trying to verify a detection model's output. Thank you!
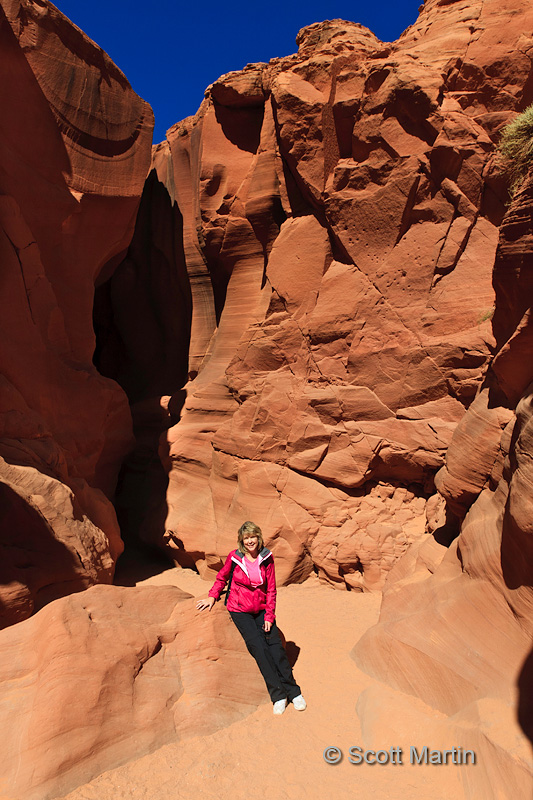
[273, 699, 288, 715]
[292, 694, 307, 711]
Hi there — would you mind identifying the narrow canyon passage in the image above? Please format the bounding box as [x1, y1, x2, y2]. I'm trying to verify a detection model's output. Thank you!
[1, 2, 532, 798]
[59, 572, 468, 800]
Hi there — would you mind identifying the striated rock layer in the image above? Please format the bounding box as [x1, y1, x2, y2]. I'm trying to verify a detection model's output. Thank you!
[137, 0, 533, 593]
[0, 0, 153, 627]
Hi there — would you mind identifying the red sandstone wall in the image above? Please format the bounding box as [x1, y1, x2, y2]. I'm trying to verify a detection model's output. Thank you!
[148, 0, 533, 596]
[0, 0, 153, 627]
[353, 170, 533, 799]
[0, 0, 532, 797]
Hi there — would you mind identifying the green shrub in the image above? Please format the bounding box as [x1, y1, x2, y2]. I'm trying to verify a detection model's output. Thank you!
[478, 307, 494, 324]
[499, 104, 533, 196]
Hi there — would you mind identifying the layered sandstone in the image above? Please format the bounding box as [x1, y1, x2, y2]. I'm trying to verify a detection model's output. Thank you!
[0, 583, 265, 800]
[1, 0, 533, 796]
[129, 0, 533, 594]
[0, 0, 153, 626]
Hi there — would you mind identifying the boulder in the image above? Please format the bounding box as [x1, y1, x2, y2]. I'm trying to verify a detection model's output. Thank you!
[0, 584, 264, 800]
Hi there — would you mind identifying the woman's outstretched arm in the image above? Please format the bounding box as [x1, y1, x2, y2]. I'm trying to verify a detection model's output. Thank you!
[196, 551, 233, 610]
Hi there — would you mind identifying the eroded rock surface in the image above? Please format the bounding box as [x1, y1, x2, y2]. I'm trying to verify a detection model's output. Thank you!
[353, 171, 533, 796]
[0, 584, 264, 800]
[139, 0, 533, 593]
[1, 0, 533, 798]
[0, 0, 153, 626]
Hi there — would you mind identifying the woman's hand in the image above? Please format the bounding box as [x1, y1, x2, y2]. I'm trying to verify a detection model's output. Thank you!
[263, 620, 272, 632]
[196, 597, 215, 611]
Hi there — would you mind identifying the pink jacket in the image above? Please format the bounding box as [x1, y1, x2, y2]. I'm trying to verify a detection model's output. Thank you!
[208, 548, 277, 623]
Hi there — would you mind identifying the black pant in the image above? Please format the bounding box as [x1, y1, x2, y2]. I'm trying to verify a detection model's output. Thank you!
[229, 610, 301, 703]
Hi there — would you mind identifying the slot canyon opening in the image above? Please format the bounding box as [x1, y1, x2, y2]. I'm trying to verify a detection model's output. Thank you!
[92, 168, 192, 584]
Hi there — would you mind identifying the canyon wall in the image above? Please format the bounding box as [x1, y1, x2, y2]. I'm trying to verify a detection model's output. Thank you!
[134, 0, 533, 597]
[1, 0, 532, 797]
[0, 0, 153, 627]
[353, 170, 533, 799]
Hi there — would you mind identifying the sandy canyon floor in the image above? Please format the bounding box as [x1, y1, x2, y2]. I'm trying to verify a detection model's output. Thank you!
[59, 567, 470, 800]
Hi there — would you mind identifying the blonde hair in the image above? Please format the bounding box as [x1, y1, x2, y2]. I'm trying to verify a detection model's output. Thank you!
[237, 521, 264, 554]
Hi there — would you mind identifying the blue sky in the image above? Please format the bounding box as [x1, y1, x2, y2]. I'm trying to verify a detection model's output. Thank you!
[52, 1, 420, 143]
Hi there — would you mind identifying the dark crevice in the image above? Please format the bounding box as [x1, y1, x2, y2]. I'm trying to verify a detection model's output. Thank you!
[92, 166, 191, 578]
[0, 483, 90, 628]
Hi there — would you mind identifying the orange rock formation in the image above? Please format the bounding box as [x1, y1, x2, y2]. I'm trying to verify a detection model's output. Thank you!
[0, 0, 152, 626]
[0, 0, 532, 798]
[353, 170, 533, 798]
[135, 0, 533, 599]
[0, 584, 264, 799]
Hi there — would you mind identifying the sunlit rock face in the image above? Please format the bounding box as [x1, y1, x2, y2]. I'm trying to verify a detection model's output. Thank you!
[0, 0, 153, 627]
[144, 0, 533, 593]
[353, 170, 533, 798]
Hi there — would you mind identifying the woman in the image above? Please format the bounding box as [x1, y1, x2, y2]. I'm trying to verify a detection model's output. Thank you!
[196, 521, 306, 715]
